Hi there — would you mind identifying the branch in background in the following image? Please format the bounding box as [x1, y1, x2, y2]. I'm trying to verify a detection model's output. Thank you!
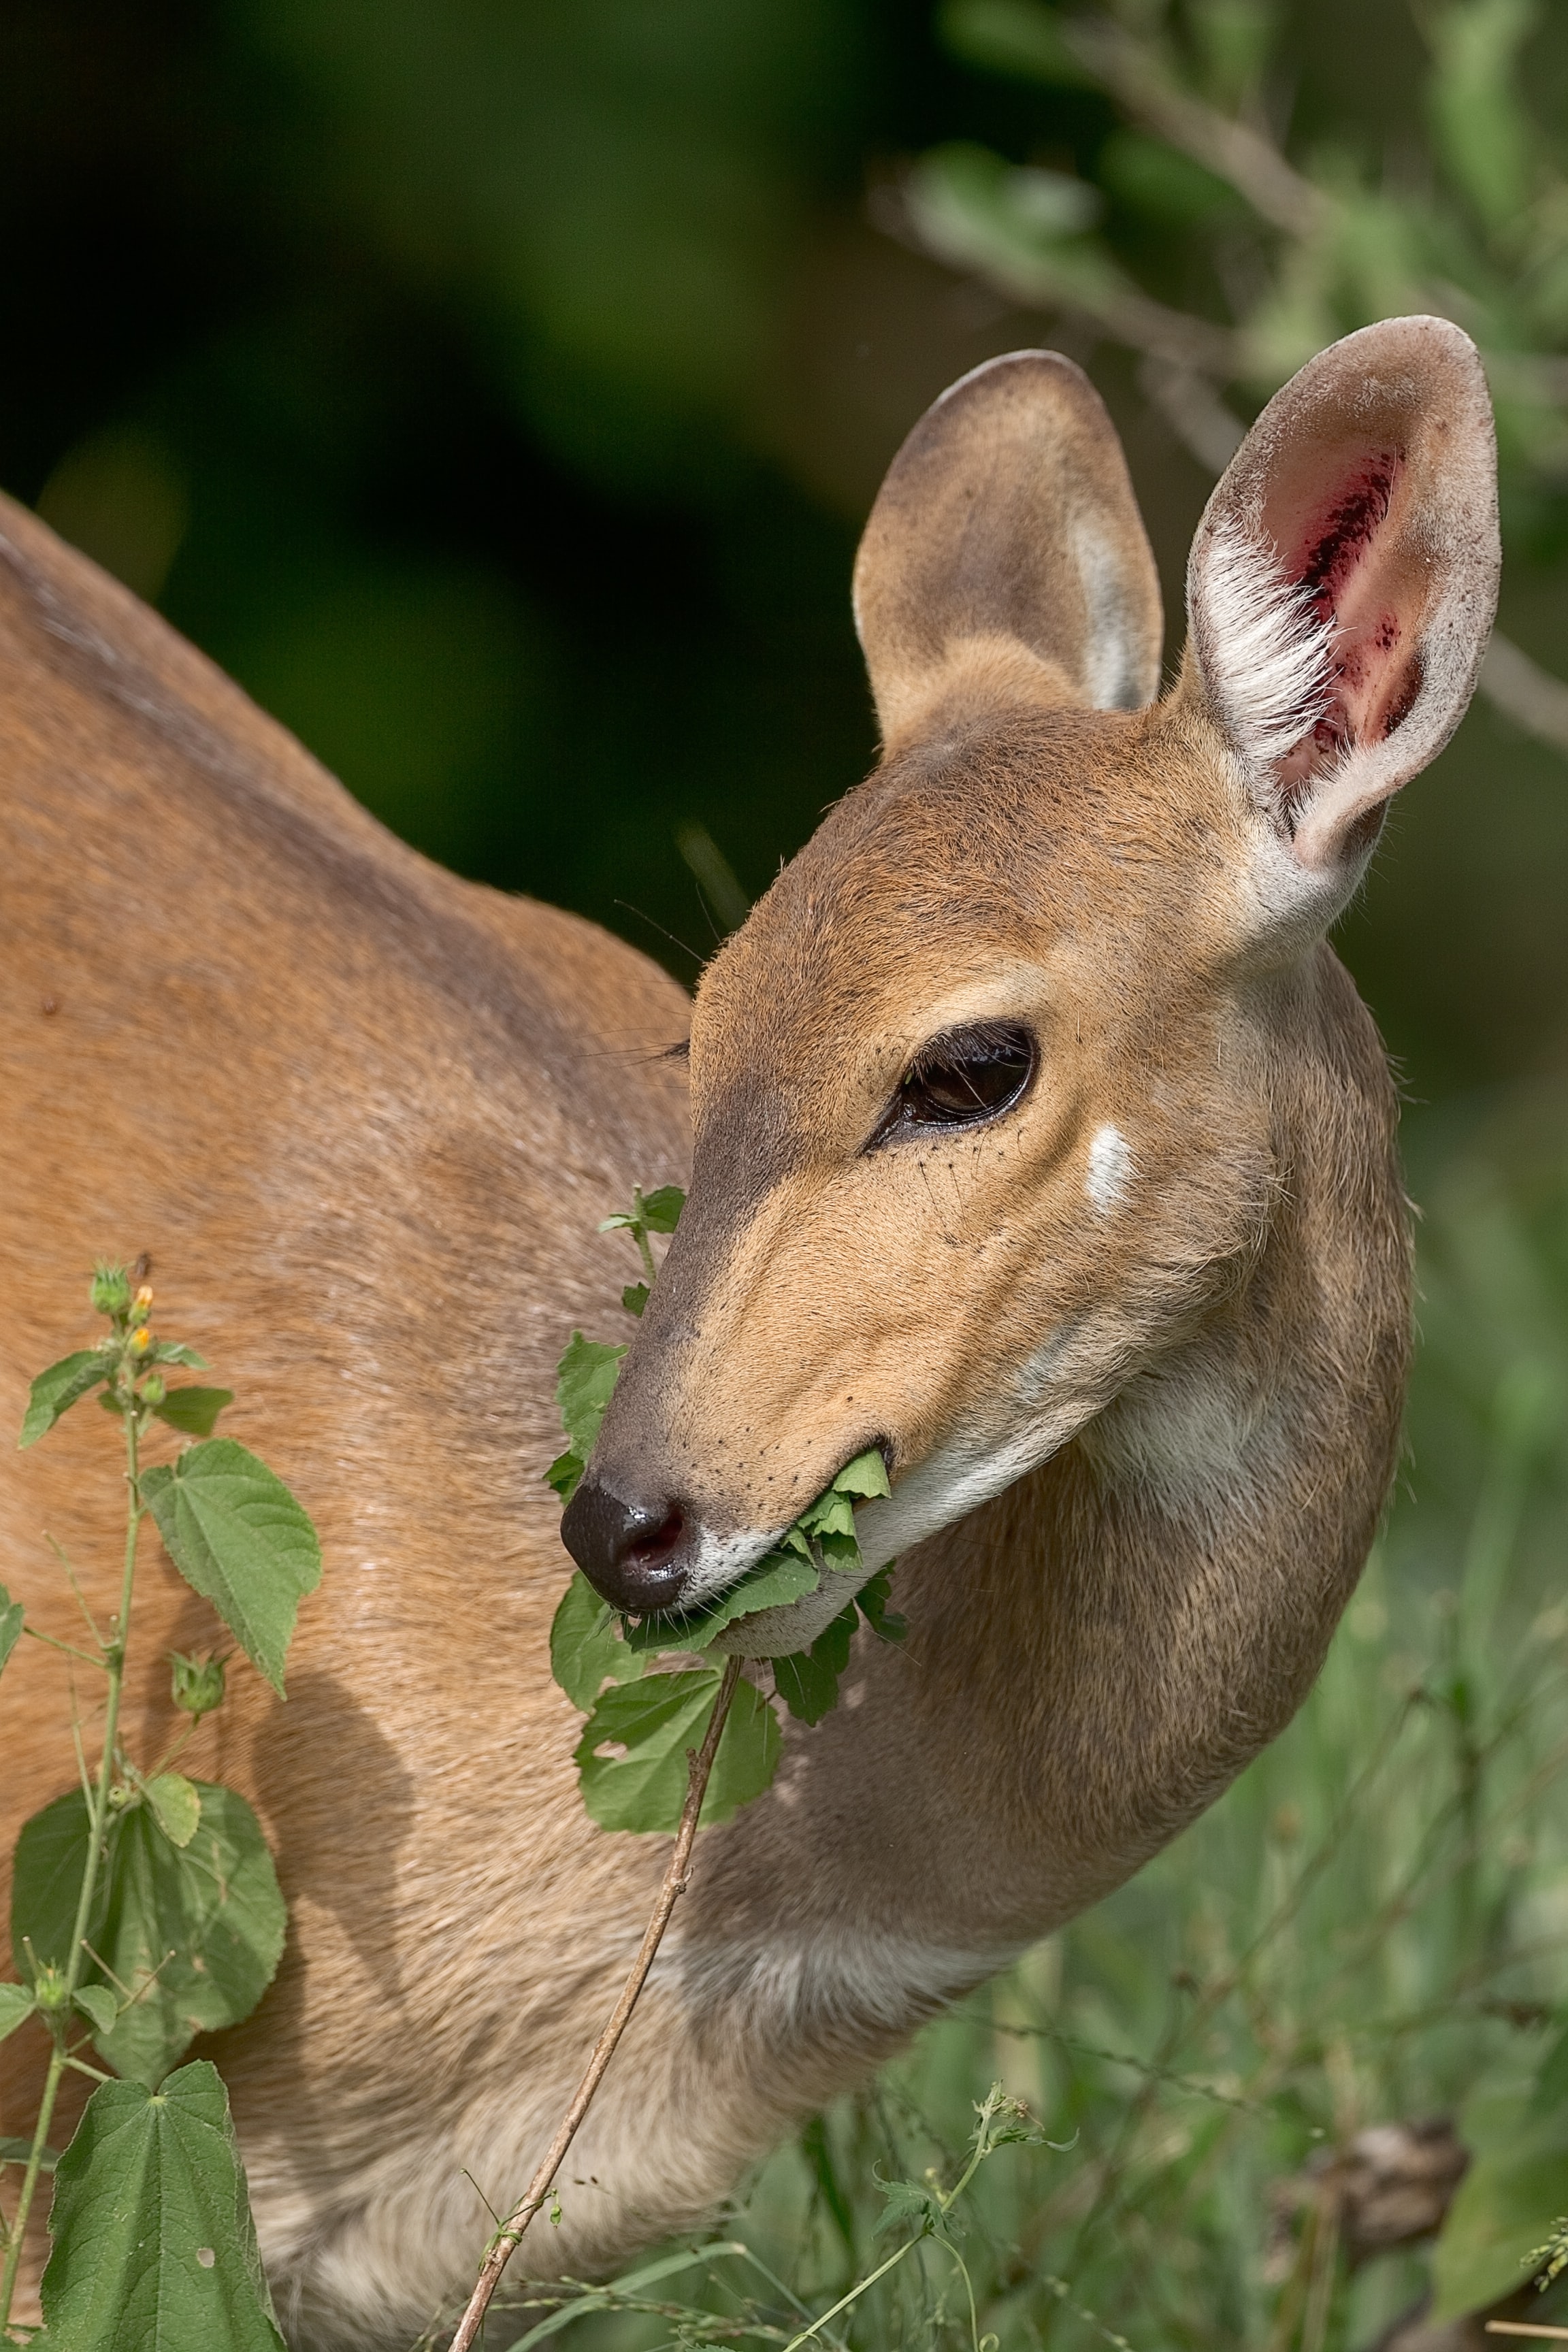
[1477, 633, 1568, 755]
[1059, 13, 1326, 238]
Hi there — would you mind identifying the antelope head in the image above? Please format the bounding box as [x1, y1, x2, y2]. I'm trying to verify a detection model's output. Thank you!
[563, 316, 1497, 1642]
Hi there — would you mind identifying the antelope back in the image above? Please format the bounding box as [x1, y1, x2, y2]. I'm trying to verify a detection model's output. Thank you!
[0, 494, 689, 2258]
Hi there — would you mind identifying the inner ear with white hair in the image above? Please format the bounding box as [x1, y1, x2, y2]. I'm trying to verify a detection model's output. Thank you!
[1179, 314, 1499, 894]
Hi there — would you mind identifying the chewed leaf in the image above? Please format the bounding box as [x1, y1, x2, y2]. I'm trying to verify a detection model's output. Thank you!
[0, 1581, 22, 1678]
[152, 1387, 233, 1439]
[140, 1439, 321, 1695]
[773, 1603, 857, 1725]
[621, 1282, 650, 1318]
[576, 1669, 779, 1833]
[20, 1351, 112, 1448]
[544, 1450, 584, 1503]
[576, 1670, 723, 1832]
[830, 1448, 892, 1501]
[40, 2061, 286, 2351]
[555, 1334, 627, 1463]
[551, 1572, 645, 1711]
[147, 1771, 202, 1848]
[621, 1546, 821, 1653]
[856, 1567, 906, 1644]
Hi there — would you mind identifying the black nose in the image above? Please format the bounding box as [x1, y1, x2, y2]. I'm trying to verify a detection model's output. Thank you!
[560, 1476, 693, 1614]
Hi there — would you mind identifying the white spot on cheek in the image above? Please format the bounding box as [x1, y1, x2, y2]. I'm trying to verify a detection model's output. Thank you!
[1085, 1124, 1132, 1215]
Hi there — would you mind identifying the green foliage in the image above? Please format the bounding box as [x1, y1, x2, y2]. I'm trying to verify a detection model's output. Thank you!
[0, 1264, 318, 2340]
[20, 1348, 112, 1447]
[140, 1439, 323, 1697]
[12, 1780, 287, 2085]
[0, 1981, 36, 2042]
[1432, 2086, 1568, 2317]
[911, 0, 1568, 502]
[575, 1669, 782, 1834]
[0, 1578, 22, 1678]
[546, 1333, 630, 1505]
[544, 1188, 902, 1833]
[39, 2061, 285, 2352]
[550, 1572, 647, 1711]
[150, 1385, 233, 1437]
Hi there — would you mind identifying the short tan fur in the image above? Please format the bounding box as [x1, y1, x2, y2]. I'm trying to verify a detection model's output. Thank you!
[0, 317, 1498, 2349]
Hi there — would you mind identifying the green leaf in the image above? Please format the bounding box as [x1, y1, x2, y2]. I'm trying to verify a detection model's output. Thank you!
[0, 1580, 22, 1677]
[874, 2174, 949, 2240]
[773, 1605, 857, 1727]
[40, 2060, 286, 2351]
[152, 1387, 233, 1438]
[828, 1448, 892, 1501]
[550, 1572, 645, 1712]
[1432, 2087, 1568, 2318]
[620, 1545, 821, 1652]
[621, 1281, 650, 1318]
[555, 1333, 627, 1463]
[939, 0, 1100, 88]
[855, 1567, 906, 1644]
[544, 1449, 584, 1504]
[1, 2134, 57, 2168]
[0, 1980, 36, 2042]
[20, 1351, 112, 1448]
[148, 1341, 208, 1369]
[702, 1677, 782, 1824]
[575, 1669, 779, 1833]
[74, 1984, 118, 2037]
[140, 1439, 321, 1695]
[12, 1784, 287, 2085]
[147, 1771, 202, 1849]
[638, 1185, 686, 1233]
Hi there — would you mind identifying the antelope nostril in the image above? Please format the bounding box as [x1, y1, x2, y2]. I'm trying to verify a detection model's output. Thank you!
[559, 1477, 693, 1614]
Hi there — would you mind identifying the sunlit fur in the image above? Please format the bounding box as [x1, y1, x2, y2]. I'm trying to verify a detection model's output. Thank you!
[0, 320, 1496, 2349]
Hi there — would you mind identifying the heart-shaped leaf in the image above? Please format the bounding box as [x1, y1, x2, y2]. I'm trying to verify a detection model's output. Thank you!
[40, 2061, 285, 2351]
[140, 1440, 321, 1695]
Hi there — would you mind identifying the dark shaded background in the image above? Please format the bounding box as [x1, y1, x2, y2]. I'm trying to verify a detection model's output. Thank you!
[5, 0, 1565, 1103]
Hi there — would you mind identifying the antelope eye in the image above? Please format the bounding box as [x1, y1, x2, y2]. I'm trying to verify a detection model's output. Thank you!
[872, 1022, 1036, 1143]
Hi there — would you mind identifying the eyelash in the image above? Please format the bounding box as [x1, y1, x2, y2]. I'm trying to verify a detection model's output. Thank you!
[869, 1022, 1037, 1146]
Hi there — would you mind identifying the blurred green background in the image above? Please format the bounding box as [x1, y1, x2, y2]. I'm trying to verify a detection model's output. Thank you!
[10, 6, 1568, 2345]
[5, 0, 1565, 1103]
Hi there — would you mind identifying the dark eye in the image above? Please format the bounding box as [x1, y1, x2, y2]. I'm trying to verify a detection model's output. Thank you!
[871, 1022, 1036, 1144]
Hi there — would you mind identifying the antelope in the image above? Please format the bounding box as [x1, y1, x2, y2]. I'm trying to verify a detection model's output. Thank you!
[0, 314, 1497, 2349]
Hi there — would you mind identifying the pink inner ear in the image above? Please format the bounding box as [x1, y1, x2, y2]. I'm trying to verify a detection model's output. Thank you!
[1274, 449, 1423, 801]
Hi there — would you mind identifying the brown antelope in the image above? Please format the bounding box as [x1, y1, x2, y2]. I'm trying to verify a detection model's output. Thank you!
[0, 314, 1497, 2347]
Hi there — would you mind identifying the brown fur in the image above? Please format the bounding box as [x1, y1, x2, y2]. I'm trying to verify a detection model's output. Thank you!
[0, 321, 1494, 2349]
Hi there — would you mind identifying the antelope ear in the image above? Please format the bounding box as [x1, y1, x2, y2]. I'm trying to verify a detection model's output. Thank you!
[1182, 315, 1499, 891]
[853, 351, 1164, 754]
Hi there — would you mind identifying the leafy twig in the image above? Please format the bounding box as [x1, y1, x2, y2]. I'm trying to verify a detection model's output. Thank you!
[448, 1654, 747, 2352]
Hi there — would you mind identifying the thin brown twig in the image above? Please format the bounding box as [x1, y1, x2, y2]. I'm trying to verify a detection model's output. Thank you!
[447, 1654, 746, 2352]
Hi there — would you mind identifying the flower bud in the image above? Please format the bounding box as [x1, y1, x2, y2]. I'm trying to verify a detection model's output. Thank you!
[170, 1650, 227, 1720]
[32, 1963, 69, 2014]
[134, 1284, 154, 1311]
[140, 1372, 167, 1406]
[91, 1264, 131, 1318]
[129, 1326, 152, 1354]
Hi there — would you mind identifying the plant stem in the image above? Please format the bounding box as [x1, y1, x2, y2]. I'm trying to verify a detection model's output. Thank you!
[0, 1410, 140, 2334]
[448, 1654, 745, 2352]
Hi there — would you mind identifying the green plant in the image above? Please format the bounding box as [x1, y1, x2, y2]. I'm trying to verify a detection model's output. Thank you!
[0, 1264, 321, 2349]
[448, 1190, 909, 2345]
